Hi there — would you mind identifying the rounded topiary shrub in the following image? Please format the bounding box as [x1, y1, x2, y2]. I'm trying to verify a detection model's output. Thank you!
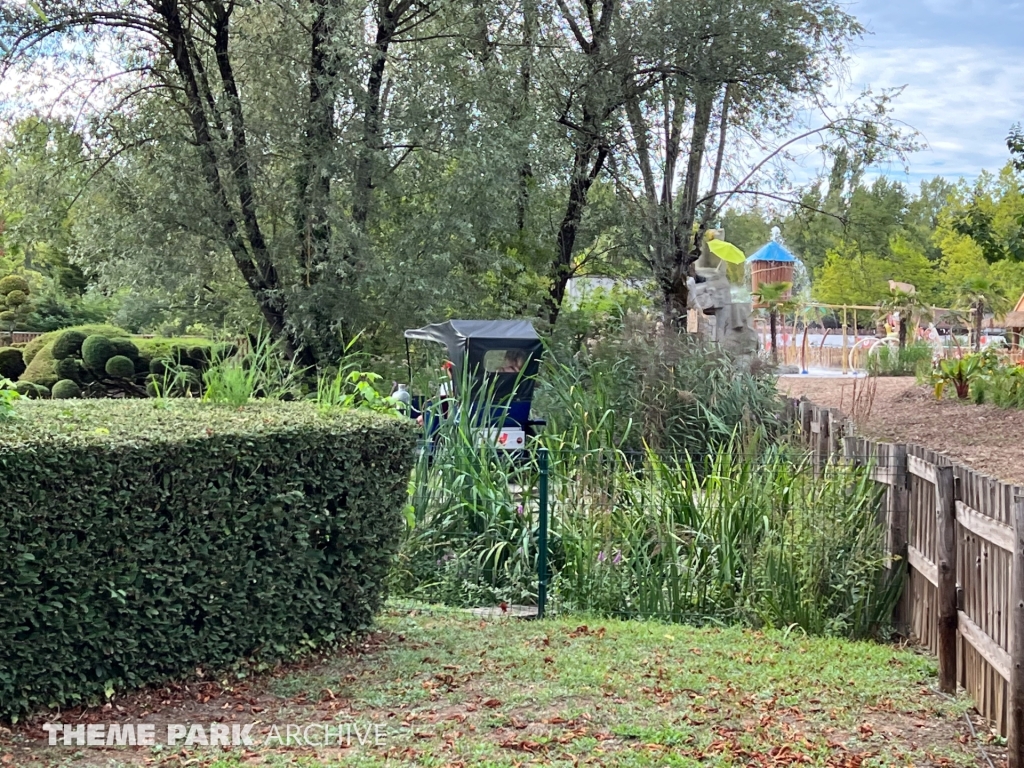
[14, 381, 39, 398]
[4, 290, 27, 307]
[187, 345, 209, 366]
[0, 347, 26, 380]
[109, 338, 140, 360]
[54, 357, 81, 382]
[51, 379, 82, 399]
[105, 355, 136, 379]
[0, 275, 30, 296]
[52, 330, 88, 360]
[81, 335, 115, 372]
[149, 358, 168, 376]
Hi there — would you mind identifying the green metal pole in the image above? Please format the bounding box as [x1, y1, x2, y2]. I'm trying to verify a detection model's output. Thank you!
[537, 447, 549, 619]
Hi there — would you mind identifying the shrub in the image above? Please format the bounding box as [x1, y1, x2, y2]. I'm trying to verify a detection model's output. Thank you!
[3, 290, 27, 307]
[54, 357, 81, 382]
[104, 355, 136, 379]
[23, 324, 129, 366]
[109, 338, 140, 360]
[52, 330, 88, 360]
[0, 275, 29, 296]
[51, 379, 82, 399]
[81, 335, 116, 372]
[13, 382, 48, 399]
[0, 401, 416, 719]
[0, 348, 25, 381]
[865, 341, 933, 377]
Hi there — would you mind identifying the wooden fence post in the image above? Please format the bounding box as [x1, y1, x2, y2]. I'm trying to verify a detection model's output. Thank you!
[890, 445, 910, 633]
[1010, 497, 1024, 767]
[815, 409, 830, 476]
[936, 464, 957, 695]
[800, 399, 812, 445]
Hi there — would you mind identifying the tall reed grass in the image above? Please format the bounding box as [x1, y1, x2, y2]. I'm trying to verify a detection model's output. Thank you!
[393, 330, 898, 640]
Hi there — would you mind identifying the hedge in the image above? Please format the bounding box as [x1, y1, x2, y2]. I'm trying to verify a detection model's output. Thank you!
[0, 401, 417, 719]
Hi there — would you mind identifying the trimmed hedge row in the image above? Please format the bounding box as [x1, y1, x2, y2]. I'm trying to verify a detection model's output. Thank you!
[0, 401, 416, 719]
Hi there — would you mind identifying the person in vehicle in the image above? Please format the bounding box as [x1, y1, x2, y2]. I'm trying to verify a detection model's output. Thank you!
[497, 349, 526, 374]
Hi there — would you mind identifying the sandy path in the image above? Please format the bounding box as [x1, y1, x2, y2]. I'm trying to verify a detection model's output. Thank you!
[779, 375, 1024, 485]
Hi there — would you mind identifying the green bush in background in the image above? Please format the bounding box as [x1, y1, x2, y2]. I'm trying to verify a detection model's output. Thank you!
[50, 379, 82, 399]
[0, 401, 416, 720]
[0, 348, 25, 380]
[865, 341, 933, 377]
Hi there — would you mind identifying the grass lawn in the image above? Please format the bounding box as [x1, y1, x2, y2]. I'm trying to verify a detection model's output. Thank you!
[3, 604, 998, 767]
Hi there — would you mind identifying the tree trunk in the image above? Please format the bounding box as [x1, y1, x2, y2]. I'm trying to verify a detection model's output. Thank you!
[770, 310, 778, 365]
[353, 5, 401, 230]
[297, 0, 338, 280]
[545, 141, 608, 327]
[974, 302, 983, 352]
[662, 92, 714, 326]
[898, 314, 907, 350]
[160, 3, 302, 360]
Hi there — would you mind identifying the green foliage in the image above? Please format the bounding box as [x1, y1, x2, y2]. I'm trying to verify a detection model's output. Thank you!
[931, 351, 999, 400]
[21, 324, 128, 366]
[80, 334, 116, 372]
[13, 381, 48, 399]
[104, 355, 136, 379]
[0, 274, 34, 333]
[0, 347, 25, 380]
[399, 433, 897, 639]
[53, 356, 80, 382]
[198, 333, 304, 406]
[51, 329, 86, 360]
[316, 369, 402, 415]
[50, 379, 82, 399]
[108, 338, 140, 360]
[0, 378, 19, 420]
[0, 276, 29, 296]
[0, 401, 416, 719]
[538, 318, 782, 456]
[866, 341, 934, 377]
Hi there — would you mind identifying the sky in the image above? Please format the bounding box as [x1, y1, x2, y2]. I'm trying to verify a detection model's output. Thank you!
[845, 0, 1024, 186]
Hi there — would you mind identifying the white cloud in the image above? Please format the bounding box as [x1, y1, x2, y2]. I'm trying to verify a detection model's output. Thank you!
[847, 45, 1024, 181]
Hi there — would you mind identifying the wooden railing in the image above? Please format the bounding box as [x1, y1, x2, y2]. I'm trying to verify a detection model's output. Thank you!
[788, 398, 1024, 765]
[0, 331, 43, 347]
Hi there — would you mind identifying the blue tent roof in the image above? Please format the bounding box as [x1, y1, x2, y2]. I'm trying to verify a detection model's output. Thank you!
[748, 241, 797, 263]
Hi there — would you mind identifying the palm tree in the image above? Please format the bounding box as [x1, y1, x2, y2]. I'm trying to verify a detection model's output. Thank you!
[880, 288, 922, 350]
[755, 281, 795, 365]
[957, 277, 1010, 352]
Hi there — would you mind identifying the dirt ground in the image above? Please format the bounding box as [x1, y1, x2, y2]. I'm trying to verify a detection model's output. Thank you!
[779, 375, 1024, 485]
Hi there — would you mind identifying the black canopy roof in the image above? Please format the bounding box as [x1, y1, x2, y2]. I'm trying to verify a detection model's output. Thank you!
[404, 319, 540, 346]
[404, 320, 544, 402]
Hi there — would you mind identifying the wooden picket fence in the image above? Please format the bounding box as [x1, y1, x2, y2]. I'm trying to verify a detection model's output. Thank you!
[788, 397, 1024, 765]
[0, 331, 43, 347]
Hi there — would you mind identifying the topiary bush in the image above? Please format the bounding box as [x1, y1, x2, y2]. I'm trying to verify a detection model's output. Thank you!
[0, 348, 25, 381]
[81, 335, 116, 373]
[0, 402, 416, 719]
[104, 355, 136, 379]
[0, 275, 29, 296]
[54, 357, 81, 382]
[51, 379, 82, 399]
[52, 330, 87, 361]
[109, 338, 140, 360]
[14, 382, 48, 399]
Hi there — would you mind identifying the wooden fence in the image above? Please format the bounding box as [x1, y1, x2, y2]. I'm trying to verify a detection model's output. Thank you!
[0, 331, 43, 347]
[790, 398, 1024, 764]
